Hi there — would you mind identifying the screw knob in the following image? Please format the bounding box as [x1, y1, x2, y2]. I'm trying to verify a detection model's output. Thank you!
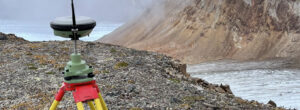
[88, 73, 95, 78]
[64, 77, 72, 81]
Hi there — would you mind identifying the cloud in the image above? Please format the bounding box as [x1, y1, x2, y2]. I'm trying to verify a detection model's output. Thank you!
[0, 0, 153, 22]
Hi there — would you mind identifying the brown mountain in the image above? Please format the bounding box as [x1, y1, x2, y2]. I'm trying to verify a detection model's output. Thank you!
[99, 0, 300, 64]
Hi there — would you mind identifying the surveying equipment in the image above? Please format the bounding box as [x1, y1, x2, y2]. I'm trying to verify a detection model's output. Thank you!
[49, 0, 107, 109]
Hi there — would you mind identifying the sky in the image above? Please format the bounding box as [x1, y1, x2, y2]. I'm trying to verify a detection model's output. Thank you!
[0, 0, 154, 23]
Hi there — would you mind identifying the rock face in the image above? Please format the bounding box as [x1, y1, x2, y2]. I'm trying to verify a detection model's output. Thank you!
[99, 0, 300, 64]
[0, 33, 282, 109]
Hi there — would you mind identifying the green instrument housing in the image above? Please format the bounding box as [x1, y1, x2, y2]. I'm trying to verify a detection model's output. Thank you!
[63, 53, 94, 84]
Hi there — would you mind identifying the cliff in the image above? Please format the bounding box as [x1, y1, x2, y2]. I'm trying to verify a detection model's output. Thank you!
[99, 0, 300, 64]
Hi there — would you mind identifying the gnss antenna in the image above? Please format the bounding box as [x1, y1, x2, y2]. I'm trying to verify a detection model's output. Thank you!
[49, 0, 108, 109]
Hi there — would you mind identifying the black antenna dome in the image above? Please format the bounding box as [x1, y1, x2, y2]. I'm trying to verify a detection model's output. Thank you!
[50, 0, 96, 38]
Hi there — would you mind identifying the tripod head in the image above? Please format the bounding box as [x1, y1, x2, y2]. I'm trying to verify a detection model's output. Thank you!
[50, 0, 96, 83]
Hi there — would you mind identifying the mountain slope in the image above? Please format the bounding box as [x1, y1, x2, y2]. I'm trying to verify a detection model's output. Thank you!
[99, 0, 300, 64]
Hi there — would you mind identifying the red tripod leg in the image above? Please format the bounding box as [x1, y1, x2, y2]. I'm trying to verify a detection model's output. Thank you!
[50, 84, 66, 110]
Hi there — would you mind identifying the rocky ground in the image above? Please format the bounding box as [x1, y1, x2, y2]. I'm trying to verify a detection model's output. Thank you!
[0, 33, 284, 109]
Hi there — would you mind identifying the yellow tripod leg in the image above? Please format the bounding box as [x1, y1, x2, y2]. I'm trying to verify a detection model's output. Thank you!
[94, 98, 104, 110]
[76, 102, 84, 110]
[88, 101, 96, 110]
[98, 93, 108, 110]
[50, 100, 60, 110]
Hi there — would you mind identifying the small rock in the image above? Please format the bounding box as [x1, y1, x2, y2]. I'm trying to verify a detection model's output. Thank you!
[106, 91, 120, 96]
[34, 77, 41, 81]
[129, 107, 143, 110]
[235, 97, 246, 104]
[127, 85, 136, 93]
[134, 58, 143, 65]
[180, 103, 191, 109]
[250, 100, 259, 106]
[267, 100, 277, 107]
[165, 68, 175, 75]
[203, 103, 215, 108]
[170, 97, 182, 103]
[215, 87, 226, 93]
[220, 84, 233, 94]
[193, 78, 210, 87]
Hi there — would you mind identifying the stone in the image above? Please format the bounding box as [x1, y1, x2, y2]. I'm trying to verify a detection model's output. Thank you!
[0, 34, 7, 40]
[180, 103, 191, 109]
[170, 97, 182, 103]
[170, 61, 189, 77]
[220, 84, 233, 94]
[127, 85, 136, 93]
[250, 100, 259, 106]
[193, 78, 210, 88]
[215, 87, 226, 93]
[106, 91, 121, 97]
[267, 100, 277, 107]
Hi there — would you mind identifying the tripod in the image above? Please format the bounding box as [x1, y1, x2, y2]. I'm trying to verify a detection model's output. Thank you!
[50, 30, 108, 110]
[49, 0, 107, 109]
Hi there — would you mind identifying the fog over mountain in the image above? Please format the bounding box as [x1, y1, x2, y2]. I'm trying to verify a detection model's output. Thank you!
[100, 0, 300, 64]
[0, 0, 153, 22]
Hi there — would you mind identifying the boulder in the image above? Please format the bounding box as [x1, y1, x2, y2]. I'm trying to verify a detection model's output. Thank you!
[220, 84, 233, 94]
[0, 34, 7, 40]
[267, 100, 277, 107]
[170, 60, 189, 77]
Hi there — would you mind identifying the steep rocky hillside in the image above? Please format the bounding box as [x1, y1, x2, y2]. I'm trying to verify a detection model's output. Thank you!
[0, 33, 281, 109]
[99, 0, 300, 64]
